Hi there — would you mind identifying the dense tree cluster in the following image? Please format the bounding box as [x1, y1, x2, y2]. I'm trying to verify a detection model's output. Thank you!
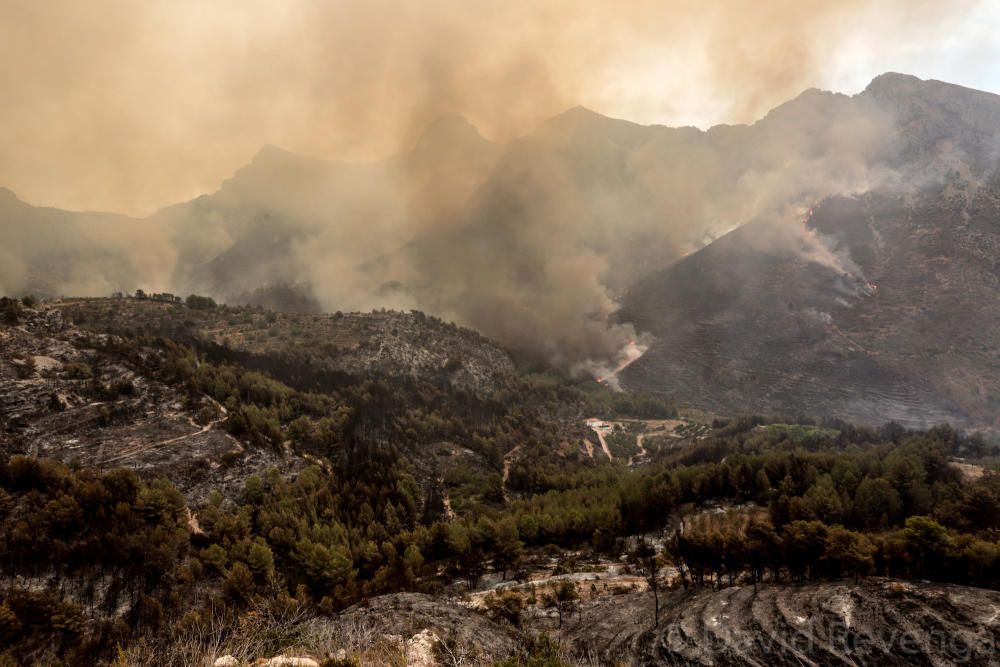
[184, 294, 217, 310]
[0, 458, 189, 664]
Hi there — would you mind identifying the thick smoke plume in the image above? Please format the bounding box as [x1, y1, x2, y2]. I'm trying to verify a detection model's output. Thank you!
[0, 0, 987, 371]
[0, 0, 976, 214]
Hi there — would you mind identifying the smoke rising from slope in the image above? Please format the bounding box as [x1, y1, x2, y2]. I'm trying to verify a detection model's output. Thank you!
[0, 1, 989, 371]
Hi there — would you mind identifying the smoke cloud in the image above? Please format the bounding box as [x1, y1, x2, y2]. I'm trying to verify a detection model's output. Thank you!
[0, 0, 979, 214]
[0, 0, 990, 372]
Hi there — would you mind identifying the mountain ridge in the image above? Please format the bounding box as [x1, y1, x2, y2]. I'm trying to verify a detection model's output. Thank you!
[3, 71, 999, 212]
[2, 72, 1000, 415]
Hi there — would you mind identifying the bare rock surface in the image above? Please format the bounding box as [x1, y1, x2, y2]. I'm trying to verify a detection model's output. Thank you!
[335, 593, 517, 662]
[405, 629, 442, 667]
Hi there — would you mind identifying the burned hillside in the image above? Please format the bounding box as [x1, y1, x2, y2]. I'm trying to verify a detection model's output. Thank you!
[57, 297, 517, 398]
[621, 185, 1000, 429]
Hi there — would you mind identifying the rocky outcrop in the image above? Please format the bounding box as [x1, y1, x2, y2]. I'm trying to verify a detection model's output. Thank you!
[334, 593, 517, 661]
[405, 629, 442, 667]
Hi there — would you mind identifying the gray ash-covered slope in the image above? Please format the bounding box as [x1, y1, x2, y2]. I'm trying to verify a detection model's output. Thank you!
[620, 184, 1000, 428]
[619, 74, 1000, 428]
[3, 298, 518, 509]
[0, 305, 303, 504]
[306, 580, 1000, 666]
[198, 308, 518, 398]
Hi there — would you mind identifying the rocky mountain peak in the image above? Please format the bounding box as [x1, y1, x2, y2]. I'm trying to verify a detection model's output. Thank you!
[414, 113, 488, 153]
[863, 71, 924, 96]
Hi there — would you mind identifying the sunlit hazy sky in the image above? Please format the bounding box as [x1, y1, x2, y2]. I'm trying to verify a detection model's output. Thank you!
[813, 3, 1000, 107]
[1, 0, 998, 215]
[611, 2, 1000, 129]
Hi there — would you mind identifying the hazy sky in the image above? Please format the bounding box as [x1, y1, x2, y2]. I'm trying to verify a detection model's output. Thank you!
[1, 0, 997, 215]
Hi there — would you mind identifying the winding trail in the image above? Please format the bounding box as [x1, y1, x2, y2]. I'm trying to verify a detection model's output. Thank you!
[154, 414, 223, 447]
[628, 433, 648, 467]
[100, 401, 229, 466]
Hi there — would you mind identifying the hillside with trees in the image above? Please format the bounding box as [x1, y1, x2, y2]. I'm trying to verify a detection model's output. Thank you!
[1, 298, 999, 664]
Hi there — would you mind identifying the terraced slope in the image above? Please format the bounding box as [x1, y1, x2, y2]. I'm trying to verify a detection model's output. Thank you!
[0, 306, 301, 503]
[566, 580, 1000, 666]
[620, 186, 1000, 428]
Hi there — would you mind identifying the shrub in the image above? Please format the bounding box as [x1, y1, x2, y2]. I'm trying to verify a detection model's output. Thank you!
[186, 294, 217, 310]
[64, 362, 93, 380]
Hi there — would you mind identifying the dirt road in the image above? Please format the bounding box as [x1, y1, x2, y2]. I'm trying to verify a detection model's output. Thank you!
[628, 433, 648, 466]
[595, 340, 649, 387]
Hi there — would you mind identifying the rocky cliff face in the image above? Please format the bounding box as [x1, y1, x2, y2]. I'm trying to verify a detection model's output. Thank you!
[864, 72, 1000, 176]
